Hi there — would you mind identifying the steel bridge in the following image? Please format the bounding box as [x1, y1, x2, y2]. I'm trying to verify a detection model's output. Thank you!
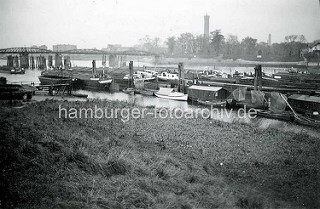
[0, 47, 157, 56]
[0, 47, 158, 69]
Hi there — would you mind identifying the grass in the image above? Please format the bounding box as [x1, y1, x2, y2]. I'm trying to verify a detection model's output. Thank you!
[0, 99, 319, 209]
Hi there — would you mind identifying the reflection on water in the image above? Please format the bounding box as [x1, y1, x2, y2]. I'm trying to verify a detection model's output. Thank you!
[0, 69, 42, 84]
[75, 89, 191, 109]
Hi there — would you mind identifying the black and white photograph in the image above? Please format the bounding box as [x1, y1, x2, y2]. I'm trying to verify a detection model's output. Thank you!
[0, 0, 319, 208]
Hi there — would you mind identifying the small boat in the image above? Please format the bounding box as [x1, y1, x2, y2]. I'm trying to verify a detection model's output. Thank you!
[10, 68, 25, 74]
[123, 71, 156, 81]
[38, 75, 72, 85]
[157, 72, 179, 81]
[122, 88, 135, 95]
[0, 84, 35, 100]
[75, 76, 113, 90]
[139, 89, 157, 96]
[256, 110, 294, 121]
[197, 99, 227, 107]
[71, 93, 88, 98]
[154, 87, 188, 101]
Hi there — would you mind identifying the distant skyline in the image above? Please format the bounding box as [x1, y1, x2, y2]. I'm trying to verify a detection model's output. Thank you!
[0, 0, 319, 49]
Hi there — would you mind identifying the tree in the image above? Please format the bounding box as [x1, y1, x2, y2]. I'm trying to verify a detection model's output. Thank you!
[139, 35, 162, 53]
[285, 35, 298, 42]
[209, 30, 225, 55]
[166, 36, 176, 55]
[241, 36, 257, 55]
[298, 35, 307, 43]
[225, 34, 239, 56]
[177, 33, 196, 55]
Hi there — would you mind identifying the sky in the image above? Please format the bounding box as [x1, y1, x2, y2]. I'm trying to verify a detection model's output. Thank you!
[0, 0, 319, 49]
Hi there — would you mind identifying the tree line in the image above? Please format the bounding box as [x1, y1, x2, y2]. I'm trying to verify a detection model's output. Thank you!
[138, 31, 314, 62]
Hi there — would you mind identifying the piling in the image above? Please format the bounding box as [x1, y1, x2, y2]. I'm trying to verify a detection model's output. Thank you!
[254, 65, 262, 91]
[129, 61, 134, 88]
[92, 60, 96, 76]
[178, 62, 185, 93]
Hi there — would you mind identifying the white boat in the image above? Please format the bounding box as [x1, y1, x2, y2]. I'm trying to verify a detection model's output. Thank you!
[123, 70, 156, 81]
[154, 87, 188, 101]
[157, 72, 179, 81]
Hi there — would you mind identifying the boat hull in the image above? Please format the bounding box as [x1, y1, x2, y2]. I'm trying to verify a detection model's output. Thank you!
[75, 78, 113, 90]
[38, 76, 72, 85]
[155, 92, 188, 101]
[256, 110, 294, 121]
[197, 100, 227, 107]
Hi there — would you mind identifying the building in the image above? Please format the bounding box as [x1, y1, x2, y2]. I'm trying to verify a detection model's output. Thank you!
[102, 44, 134, 52]
[31, 45, 48, 50]
[187, 86, 229, 102]
[53, 44, 77, 52]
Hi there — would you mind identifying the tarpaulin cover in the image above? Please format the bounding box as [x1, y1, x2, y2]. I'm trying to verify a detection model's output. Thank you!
[232, 87, 247, 101]
[251, 90, 265, 105]
[269, 92, 287, 113]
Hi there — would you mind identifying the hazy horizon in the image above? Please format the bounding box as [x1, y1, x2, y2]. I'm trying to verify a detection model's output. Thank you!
[0, 0, 319, 50]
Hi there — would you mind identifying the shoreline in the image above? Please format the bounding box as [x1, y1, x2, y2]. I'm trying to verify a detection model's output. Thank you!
[1, 99, 319, 208]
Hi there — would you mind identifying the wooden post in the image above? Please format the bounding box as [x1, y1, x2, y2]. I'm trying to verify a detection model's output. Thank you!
[129, 61, 134, 88]
[178, 62, 184, 93]
[92, 60, 96, 77]
[254, 65, 262, 91]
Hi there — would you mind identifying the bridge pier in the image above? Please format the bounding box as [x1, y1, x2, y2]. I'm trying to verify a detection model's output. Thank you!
[108, 55, 126, 68]
[7, 55, 14, 67]
[109, 54, 117, 67]
[19, 53, 29, 68]
[13, 55, 19, 68]
[102, 54, 107, 67]
[48, 55, 53, 67]
[55, 53, 62, 68]
[64, 56, 71, 70]
[119, 55, 126, 67]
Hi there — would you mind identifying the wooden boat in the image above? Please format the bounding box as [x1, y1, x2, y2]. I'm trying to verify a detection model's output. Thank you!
[236, 101, 268, 110]
[139, 89, 157, 96]
[75, 76, 113, 90]
[38, 75, 72, 85]
[10, 68, 25, 74]
[71, 93, 88, 98]
[122, 88, 135, 95]
[256, 110, 294, 121]
[197, 99, 227, 107]
[0, 84, 34, 100]
[155, 87, 188, 101]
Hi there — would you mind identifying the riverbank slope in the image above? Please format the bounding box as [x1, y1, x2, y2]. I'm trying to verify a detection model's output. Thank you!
[1, 99, 319, 208]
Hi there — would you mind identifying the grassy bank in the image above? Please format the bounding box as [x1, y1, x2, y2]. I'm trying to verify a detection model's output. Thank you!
[1, 99, 319, 209]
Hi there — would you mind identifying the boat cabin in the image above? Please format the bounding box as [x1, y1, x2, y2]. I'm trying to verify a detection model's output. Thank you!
[187, 85, 229, 102]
